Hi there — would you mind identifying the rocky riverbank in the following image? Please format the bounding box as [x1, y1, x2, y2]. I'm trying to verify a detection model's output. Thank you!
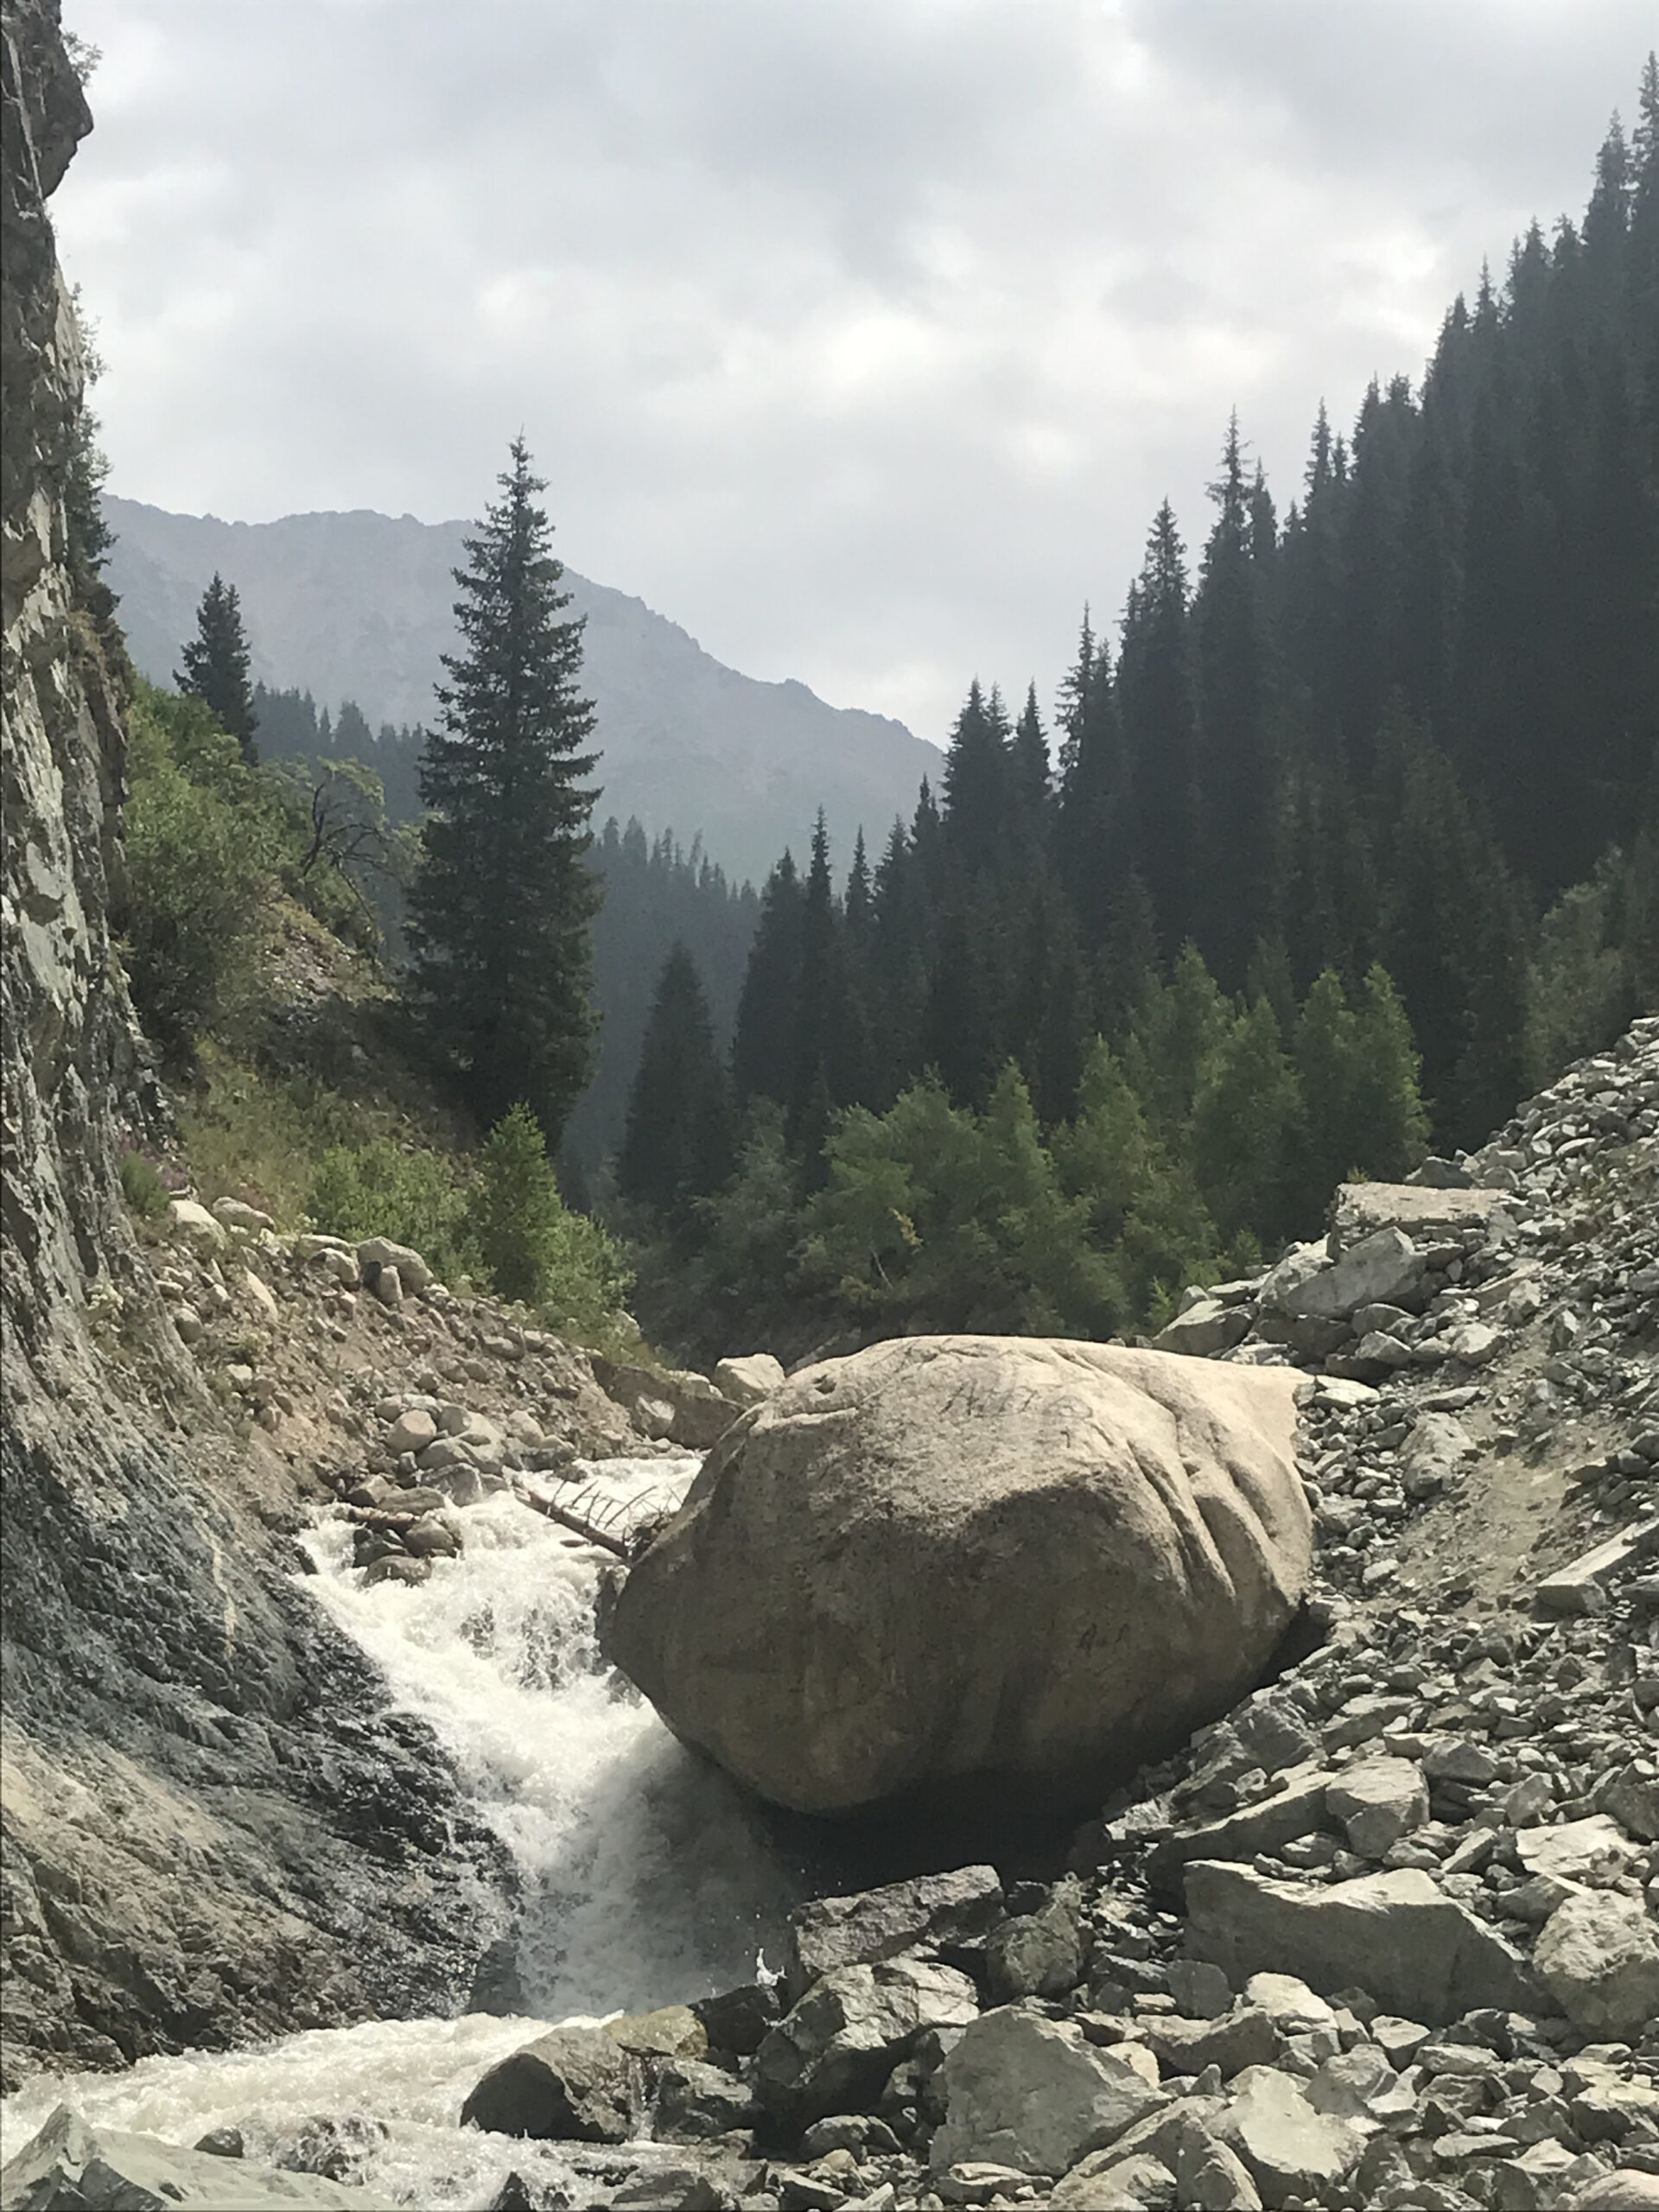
[10, 1020, 1653, 2210]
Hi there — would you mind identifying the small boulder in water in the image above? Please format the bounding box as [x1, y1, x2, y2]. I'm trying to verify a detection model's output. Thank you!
[461, 2024, 639, 2142]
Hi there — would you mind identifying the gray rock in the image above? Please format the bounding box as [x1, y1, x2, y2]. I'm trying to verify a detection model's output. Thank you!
[753, 1957, 978, 2126]
[1140, 2005, 1281, 2080]
[1185, 1862, 1548, 2026]
[1050, 2149, 1183, 2209]
[985, 1899, 1082, 2001]
[654, 2058, 759, 2141]
[1399, 1413, 1476, 1501]
[1324, 1757, 1429, 1858]
[0, 2106, 395, 2209]
[1152, 1298, 1253, 1357]
[460, 2023, 639, 2140]
[385, 1408, 437, 1455]
[713, 1353, 786, 1406]
[930, 2006, 1169, 2179]
[370, 1264, 404, 1308]
[610, 1338, 1310, 1816]
[783, 1866, 1003, 2001]
[1217, 2065, 1366, 2208]
[1514, 1815, 1633, 1884]
[1262, 1229, 1425, 1323]
[1150, 1761, 1336, 1890]
[1535, 1521, 1659, 1616]
[356, 1236, 432, 1293]
[1331, 1182, 1500, 1245]
[1596, 1762, 1659, 1842]
[1534, 1892, 1659, 2037]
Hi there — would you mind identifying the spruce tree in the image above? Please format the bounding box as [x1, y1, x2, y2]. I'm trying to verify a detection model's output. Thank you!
[176, 572, 259, 764]
[618, 942, 734, 1220]
[407, 437, 601, 1146]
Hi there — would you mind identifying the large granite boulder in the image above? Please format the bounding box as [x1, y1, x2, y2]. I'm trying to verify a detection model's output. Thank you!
[607, 1336, 1310, 1816]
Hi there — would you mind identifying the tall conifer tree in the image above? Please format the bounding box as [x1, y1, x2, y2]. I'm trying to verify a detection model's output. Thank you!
[176, 572, 259, 764]
[408, 437, 601, 1146]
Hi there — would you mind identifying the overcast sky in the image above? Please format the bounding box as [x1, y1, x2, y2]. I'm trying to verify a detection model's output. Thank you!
[55, 0, 1653, 745]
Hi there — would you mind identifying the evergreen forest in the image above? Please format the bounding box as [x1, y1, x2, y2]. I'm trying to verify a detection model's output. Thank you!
[616, 72, 1659, 1359]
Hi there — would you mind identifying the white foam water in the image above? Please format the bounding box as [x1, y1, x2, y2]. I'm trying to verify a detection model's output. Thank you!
[0, 1461, 801, 2207]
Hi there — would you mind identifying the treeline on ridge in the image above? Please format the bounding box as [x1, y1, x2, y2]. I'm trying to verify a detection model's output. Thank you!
[614, 75, 1659, 1357]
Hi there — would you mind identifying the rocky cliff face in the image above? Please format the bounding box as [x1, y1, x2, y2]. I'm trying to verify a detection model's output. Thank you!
[0, 0, 505, 2090]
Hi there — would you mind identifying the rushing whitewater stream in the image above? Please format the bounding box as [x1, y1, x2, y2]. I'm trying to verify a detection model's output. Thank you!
[0, 1461, 803, 2207]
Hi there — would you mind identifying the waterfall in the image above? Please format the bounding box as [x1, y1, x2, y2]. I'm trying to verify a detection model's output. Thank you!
[0, 1462, 801, 2207]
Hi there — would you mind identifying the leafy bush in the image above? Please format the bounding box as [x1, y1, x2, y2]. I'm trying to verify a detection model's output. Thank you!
[467, 1103, 632, 1326]
[118, 1149, 169, 1220]
[308, 1137, 474, 1284]
[119, 686, 281, 1059]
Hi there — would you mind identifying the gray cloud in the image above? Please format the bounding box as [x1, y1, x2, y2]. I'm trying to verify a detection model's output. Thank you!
[56, 0, 1654, 750]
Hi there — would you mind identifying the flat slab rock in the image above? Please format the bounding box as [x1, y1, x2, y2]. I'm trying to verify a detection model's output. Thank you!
[783, 1864, 1004, 2001]
[1331, 1181, 1502, 1245]
[0, 2106, 396, 2211]
[1184, 1861, 1548, 2027]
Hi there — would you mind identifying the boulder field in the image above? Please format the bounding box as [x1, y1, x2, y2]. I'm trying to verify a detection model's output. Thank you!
[607, 1336, 1311, 1818]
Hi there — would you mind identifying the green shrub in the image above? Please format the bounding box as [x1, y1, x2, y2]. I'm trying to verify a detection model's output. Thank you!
[467, 1103, 633, 1325]
[308, 1137, 474, 1283]
[118, 1149, 169, 1221]
[118, 684, 282, 1060]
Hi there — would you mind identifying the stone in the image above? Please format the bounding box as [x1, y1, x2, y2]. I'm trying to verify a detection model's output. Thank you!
[783, 1866, 1003, 2001]
[371, 1265, 403, 1309]
[1242, 1974, 1338, 2039]
[167, 1197, 226, 1249]
[606, 2005, 709, 2060]
[1324, 1757, 1429, 1859]
[1331, 1182, 1500, 1245]
[1185, 1863, 1547, 2026]
[1566, 2176, 1659, 2212]
[1262, 1228, 1426, 1323]
[1535, 1520, 1659, 1616]
[1596, 1762, 1659, 1841]
[593, 1358, 743, 1450]
[1151, 1762, 1335, 1891]
[356, 1237, 432, 1293]
[1152, 1298, 1253, 1357]
[1400, 1414, 1476, 1501]
[653, 2058, 759, 2140]
[1050, 2150, 1183, 2209]
[1162, 2113, 1264, 2210]
[213, 1196, 274, 1232]
[460, 2023, 639, 2140]
[692, 1982, 783, 2057]
[985, 1899, 1082, 2000]
[1534, 1892, 1659, 2037]
[364, 1554, 430, 1586]
[713, 1353, 786, 1406]
[0, 2105, 395, 2209]
[930, 2006, 1169, 2179]
[1218, 2065, 1366, 2207]
[1166, 1960, 1234, 2018]
[1444, 1320, 1503, 1365]
[1515, 1815, 1633, 1885]
[385, 1408, 438, 1456]
[1140, 2005, 1281, 2080]
[608, 1338, 1310, 1816]
[753, 1957, 978, 2126]
[241, 1268, 280, 1323]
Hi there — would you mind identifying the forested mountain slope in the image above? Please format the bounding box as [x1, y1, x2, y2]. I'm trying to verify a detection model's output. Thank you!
[99, 495, 940, 884]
